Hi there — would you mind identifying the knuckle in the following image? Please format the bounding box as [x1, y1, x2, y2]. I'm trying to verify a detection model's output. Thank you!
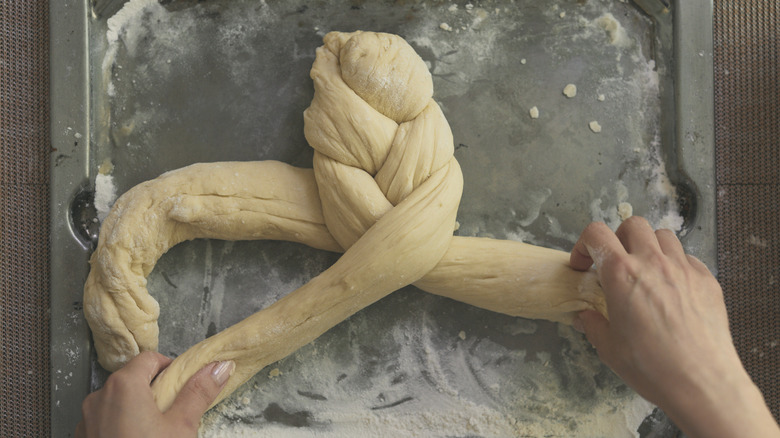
[584, 221, 608, 236]
[103, 370, 134, 395]
[623, 215, 649, 228]
[648, 252, 668, 269]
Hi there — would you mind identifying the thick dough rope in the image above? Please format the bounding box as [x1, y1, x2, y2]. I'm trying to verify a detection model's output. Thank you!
[83, 31, 606, 411]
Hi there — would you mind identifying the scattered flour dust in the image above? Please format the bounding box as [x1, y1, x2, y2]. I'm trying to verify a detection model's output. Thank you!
[199, 321, 655, 437]
[102, 0, 161, 96]
[202, 400, 653, 438]
[203, 397, 653, 437]
[403, 4, 515, 101]
[584, 11, 684, 234]
[94, 173, 117, 222]
[105, 0, 159, 46]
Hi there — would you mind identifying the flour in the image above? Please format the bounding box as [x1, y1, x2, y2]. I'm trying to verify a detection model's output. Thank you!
[594, 13, 633, 48]
[403, 0, 683, 251]
[404, 5, 513, 100]
[516, 188, 553, 227]
[748, 235, 769, 248]
[656, 212, 685, 232]
[105, 0, 158, 46]
[641, 133, 685, 233]
[199, 322, 654, 438]
[94, 173, 117, 222]
[102, 0, 160, 96]
[506, 228, 538, 245]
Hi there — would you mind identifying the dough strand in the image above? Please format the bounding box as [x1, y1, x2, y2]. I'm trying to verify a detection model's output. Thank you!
[83, 31, 606, 412]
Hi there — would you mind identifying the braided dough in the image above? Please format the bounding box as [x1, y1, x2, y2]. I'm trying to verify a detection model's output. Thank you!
[84, 31, 606, 411]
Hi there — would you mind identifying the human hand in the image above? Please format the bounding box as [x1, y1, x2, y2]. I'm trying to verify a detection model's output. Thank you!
[75, 351, 235, 438]
[569, 218, 779, 438]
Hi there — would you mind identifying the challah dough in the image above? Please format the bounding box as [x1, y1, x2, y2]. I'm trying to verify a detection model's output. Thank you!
[84, 31, 606, 411]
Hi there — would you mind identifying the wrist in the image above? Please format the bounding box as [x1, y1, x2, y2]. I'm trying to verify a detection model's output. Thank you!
[661, 363, 778, 438]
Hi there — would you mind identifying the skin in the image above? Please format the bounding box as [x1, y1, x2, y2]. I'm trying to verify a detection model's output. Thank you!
[75, 352, 234, 438]
[76, 216, 779, 437]
[570, 217, 779, 438]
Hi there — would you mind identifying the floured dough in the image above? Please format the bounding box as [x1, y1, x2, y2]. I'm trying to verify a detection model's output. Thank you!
[83, 31, 606, 412]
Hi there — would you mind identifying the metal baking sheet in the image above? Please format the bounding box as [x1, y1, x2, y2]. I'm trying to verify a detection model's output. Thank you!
[50, 0, 714, 436]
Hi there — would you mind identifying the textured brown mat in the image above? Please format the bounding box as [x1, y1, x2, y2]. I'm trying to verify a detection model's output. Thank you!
[714, 0, 780, 422]
[0, 0, 778, 436]
[717, 185, 780, 418]
[1, 1, 52, 436]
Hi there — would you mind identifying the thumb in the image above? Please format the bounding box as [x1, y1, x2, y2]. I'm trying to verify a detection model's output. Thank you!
[575, 310, 611, 352]
[164, 360, 235, 430]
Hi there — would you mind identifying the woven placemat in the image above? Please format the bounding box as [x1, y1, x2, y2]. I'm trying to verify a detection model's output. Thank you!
[1, 1, 52, 436]
[714, 1, 779, 422]
[0, 1, 777, 436]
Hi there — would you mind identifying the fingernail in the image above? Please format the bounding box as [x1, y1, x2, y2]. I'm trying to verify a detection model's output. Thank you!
[211, 360, 235, 386]
[572, 317, 584, 333]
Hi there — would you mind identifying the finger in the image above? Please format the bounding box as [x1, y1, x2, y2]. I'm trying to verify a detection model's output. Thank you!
[570, 222, 627, 271]
[117, 351, 173, 384]
[164, 361, 235, 426]
[614, 216, 661, 256]
[575, 310, 611, 351]
[655, 229, 687, 263]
